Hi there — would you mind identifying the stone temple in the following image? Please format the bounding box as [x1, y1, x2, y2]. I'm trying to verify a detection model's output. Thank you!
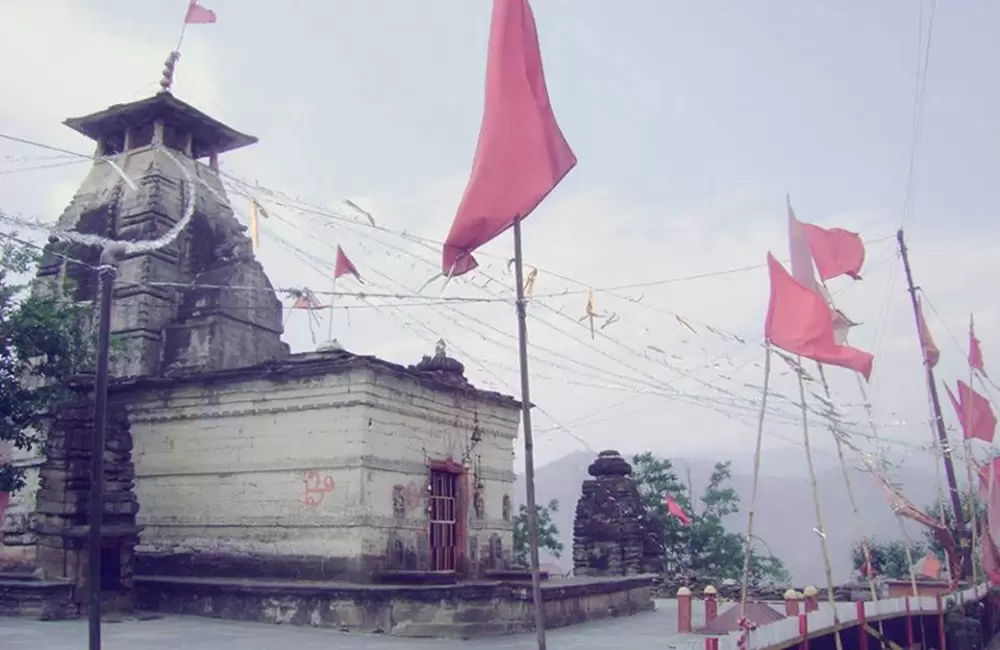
[0, 83, 657, 636]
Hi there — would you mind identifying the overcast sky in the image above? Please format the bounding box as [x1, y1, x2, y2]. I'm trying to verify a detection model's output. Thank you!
[1, 0, 998, 480]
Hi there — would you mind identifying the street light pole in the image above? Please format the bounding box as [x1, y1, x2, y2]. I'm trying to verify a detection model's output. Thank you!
[88, 242, 125, 650]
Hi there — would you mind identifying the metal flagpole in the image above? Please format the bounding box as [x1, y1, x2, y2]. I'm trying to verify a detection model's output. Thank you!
[89, 242, 125, 650]
[512, 219, 547, 650]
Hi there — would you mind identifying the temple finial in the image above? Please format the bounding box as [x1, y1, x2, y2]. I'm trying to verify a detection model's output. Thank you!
[159, 51, 181, 93]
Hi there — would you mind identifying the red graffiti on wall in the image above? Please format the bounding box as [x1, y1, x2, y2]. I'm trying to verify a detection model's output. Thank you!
[303, 471, 334, 508]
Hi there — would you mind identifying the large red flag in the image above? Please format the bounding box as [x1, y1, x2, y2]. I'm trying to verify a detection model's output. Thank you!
[764, 254, 874, 380]
[184, 0, 216, 24]
[945, 381, 996, 443]
[441, 0, 577, 276]
[334, 245, 362, 282]
[801, 223, 865, 281]
[970, 315, 987, 376]
[916, 297, 940, 368]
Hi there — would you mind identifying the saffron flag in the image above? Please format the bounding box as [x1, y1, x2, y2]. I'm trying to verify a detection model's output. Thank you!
[334, 246, 362, 282]
[664, 495, 690, 526]
[764, 254, 875, 380]
[945, 380, 997, 443]
[971, 315, 987, 376]
[801, 223, 865, 281]
[185, 0, 217, 24]
[441, 0, 577, 276]
[916, 296, 940, 368]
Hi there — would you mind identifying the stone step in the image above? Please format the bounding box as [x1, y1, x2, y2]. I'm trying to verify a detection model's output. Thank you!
[0, 576, 77, 621]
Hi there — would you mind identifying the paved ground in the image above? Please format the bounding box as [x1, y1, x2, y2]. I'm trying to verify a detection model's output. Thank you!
[0, 599, 706, 650]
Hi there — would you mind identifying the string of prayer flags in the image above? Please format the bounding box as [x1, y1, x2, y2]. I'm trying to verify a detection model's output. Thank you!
[579, 290, 599, 339]
[184, 0, 217, 24]
[334, 245, 363, 283]
[248, 198, 269, 251]
[916, 296, 940, 368]
[441, 0, 577, 276]
[523, 267, 538, 297]
[344, 199, 376, 227]
[675, 315, 697, 335]
[287, 288, 324, 312]
[944, 380, 996, 443]
[764, 254, 874, 380]
[284, 288, 325, 343]
[971, 315, 987, 376]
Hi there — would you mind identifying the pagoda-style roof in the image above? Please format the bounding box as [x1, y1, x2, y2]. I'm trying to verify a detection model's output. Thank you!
[63, 91, 257, 156]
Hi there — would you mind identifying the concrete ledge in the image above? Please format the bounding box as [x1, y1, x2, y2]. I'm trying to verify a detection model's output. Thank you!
[134, 574, 656, 638]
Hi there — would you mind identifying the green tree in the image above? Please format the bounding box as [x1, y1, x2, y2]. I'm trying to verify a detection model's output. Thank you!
[632, 453, 790, 585]
[0, 236, 93, 492]
[513, 498, 564, 566]
[850, 537, 927, 579]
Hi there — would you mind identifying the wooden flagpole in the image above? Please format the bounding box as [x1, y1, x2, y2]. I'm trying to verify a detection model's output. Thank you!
[796, 359, 844, 650]
[512, 220, 547, 650]
[898, 228, 969, 578]
[739, 346, 771, 619]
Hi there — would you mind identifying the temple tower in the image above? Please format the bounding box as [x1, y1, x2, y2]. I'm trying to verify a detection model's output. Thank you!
[35, 90, 288, 378]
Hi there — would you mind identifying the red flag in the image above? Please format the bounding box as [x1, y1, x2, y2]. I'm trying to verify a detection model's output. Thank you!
[764, 253, 874, 380]
[664, 495, 690, 526]
[916, 297, 940, 368]
[334, 245, 362, 282]
[971, 315, 987, 376]
[801, 223, 865, 281]
[184, 0, 216, 24]
[441, 0, 577, 276]
[946, 380, 997, 443]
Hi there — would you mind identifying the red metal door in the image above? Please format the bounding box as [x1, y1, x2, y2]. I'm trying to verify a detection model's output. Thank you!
[428, 469, 458, 571]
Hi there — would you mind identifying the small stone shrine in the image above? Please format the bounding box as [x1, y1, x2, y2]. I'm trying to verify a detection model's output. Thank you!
[572, 450, 664, 577]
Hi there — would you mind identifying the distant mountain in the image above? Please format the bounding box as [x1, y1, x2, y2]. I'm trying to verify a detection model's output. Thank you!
[514, 449, 941, 585]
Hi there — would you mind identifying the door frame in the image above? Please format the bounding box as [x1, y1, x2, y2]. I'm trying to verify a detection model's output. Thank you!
[427, 457, 468, 573]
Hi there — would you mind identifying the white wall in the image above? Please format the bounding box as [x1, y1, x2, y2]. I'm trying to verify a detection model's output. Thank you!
[129, 369, 369, 559]
[359, 368, 520, 560]
[128, 361, 520, 568]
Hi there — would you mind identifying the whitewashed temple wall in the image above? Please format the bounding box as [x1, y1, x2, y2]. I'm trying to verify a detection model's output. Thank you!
[360, 369, 519, 563]
[126, 363, 520, 568]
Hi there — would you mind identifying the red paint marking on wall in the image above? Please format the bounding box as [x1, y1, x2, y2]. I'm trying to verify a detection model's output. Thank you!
[402, 481, 423, 509]
[303, 471, 334, 508]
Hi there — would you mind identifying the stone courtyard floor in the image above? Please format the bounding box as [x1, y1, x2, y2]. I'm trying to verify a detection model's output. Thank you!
[1, 599, 705, 649]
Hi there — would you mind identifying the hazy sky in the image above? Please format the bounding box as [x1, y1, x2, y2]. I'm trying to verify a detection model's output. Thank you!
[1, 0, 998, 480]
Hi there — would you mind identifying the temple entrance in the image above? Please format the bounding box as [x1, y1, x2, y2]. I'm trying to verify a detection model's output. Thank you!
[428, 468, 459, 572]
